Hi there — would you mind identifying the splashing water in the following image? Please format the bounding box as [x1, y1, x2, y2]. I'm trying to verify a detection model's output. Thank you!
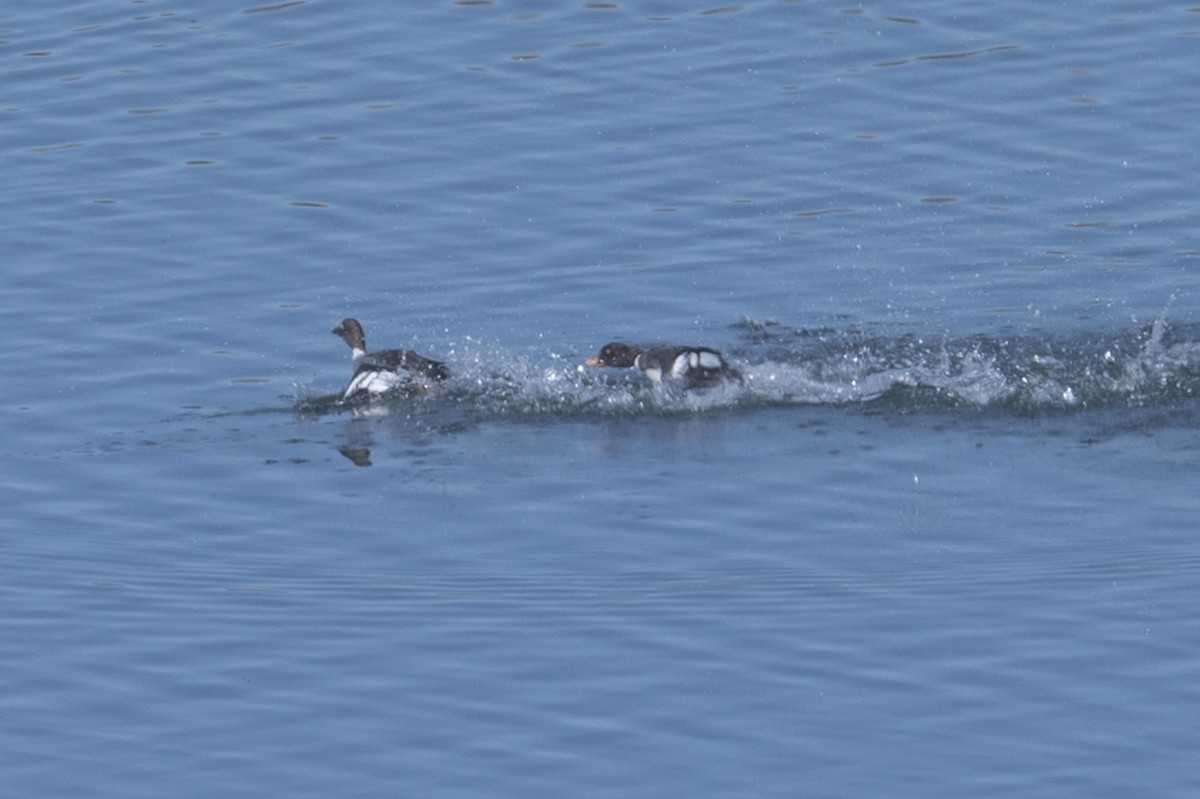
[294, 319, 1200, 422]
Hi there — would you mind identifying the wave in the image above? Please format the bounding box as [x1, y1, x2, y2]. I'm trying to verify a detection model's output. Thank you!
[292, 316, 1200, 424]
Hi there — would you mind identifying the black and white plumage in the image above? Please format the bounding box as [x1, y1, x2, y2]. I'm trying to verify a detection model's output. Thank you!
[331, 318, 450, 401]
[585, 341, 742, 390]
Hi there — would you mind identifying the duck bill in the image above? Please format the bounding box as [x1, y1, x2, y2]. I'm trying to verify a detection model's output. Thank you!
[585, 356, 602, 367]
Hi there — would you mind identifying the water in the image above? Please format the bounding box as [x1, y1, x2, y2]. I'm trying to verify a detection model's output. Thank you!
[3, 1, 1200, 796]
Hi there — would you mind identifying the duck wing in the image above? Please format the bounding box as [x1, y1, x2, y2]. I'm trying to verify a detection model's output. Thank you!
[362, 348, 451, 382]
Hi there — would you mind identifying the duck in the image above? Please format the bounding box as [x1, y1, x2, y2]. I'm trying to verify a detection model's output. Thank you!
[331, 318, 450, 401]
[585, 341, 742, 390]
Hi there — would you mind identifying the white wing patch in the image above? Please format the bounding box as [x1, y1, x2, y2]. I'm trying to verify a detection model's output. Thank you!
[671, 350, 723, 377]
[343, 369, 407, 399]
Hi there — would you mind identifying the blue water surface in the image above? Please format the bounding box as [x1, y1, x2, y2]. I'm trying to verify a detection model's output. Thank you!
[3, 1, 1200, 797]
